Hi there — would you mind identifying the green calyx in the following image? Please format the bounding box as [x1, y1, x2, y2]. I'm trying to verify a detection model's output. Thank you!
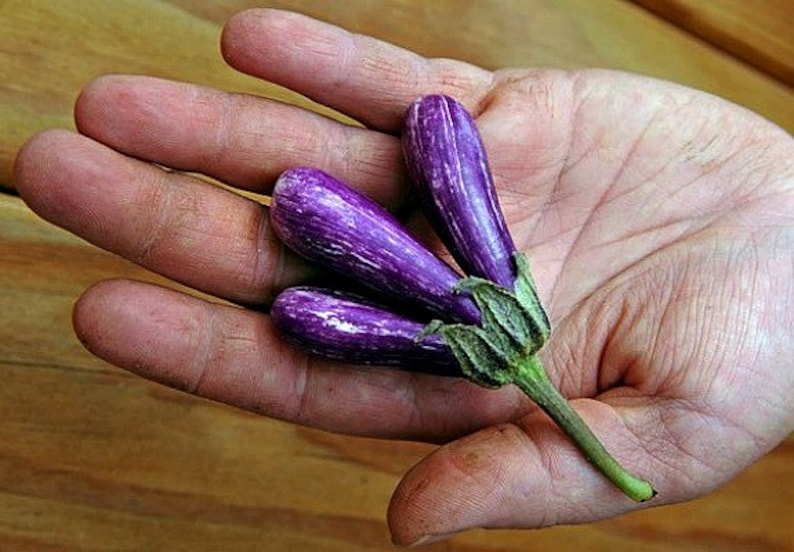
[426, 253, 656, 502]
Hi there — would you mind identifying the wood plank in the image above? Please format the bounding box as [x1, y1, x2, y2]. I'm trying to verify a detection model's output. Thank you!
[2, 0, 794, 549]
[633, 0, 794, 87]
[2, 0, 794, 187]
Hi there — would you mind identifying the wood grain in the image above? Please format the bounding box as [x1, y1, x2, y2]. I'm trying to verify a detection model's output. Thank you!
[1, 1, 793, 550]
[633, 0, 794, 88]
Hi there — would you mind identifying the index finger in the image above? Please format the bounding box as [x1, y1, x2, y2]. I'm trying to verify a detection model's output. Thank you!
[221, 9, 493, 132]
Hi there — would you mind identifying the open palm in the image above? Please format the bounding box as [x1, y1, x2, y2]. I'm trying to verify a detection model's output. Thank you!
[14, 9, 794, 546]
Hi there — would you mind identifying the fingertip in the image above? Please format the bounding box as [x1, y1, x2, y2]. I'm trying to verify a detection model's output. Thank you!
[388, 423, 531, 545]
[71, 279, 209, 391]
[72, 278, 162, 356]
[14, 128, 78, 213]
[220, 8, 309, 73]
[73, 74, 127, 136]
[388, 407, 656, 543]
[72, 278, 127, 355]
[73, 74, 181, 151]
[218, 8, 252, 66]
[13, 129, 133, 246]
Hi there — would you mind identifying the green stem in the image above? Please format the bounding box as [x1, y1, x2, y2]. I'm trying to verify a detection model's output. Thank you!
[512, 354, 656, 502]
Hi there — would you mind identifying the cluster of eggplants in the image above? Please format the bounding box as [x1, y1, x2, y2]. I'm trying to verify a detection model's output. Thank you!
[269, 94, 657, 502]
[269, 95, 515, 373]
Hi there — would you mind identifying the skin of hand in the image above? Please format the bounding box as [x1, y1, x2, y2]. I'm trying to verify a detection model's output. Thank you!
[12, 8, 794, 546]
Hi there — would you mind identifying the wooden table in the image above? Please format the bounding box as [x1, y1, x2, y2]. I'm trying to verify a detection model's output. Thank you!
[2, 1, 792, 550]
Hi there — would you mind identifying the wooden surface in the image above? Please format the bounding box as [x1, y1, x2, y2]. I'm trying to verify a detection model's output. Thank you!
[634, 0, 794, 88]
[1, 1, 793, 550]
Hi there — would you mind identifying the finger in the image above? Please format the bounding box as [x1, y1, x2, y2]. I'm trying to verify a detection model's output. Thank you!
[74, 75, 410, 207]
[14, 129, 309, 305]
[73, 279, 526, 441]
[388, 401, 675, 546]
[221, 9, 493, 132]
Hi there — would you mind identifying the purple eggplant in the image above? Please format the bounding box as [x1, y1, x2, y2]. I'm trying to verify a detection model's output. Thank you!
[270, 167, 480, 325]
[402, 94, 516, 289]
[271, 286, 463, 375]
[266, 99, 653, 503]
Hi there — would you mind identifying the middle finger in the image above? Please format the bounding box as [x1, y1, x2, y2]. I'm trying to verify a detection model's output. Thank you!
[74, 75, 410, 208]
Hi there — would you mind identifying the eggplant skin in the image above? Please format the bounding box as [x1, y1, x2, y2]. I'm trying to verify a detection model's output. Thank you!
[271, 286, 464, 376]
[270, 167, 480, 325]
[403, 94, 517, 289]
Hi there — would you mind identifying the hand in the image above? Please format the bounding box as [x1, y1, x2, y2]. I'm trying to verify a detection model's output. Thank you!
[14, 8, 794, 546]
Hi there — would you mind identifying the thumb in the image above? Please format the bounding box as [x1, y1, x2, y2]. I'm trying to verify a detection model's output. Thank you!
[387, 399, 661, 546]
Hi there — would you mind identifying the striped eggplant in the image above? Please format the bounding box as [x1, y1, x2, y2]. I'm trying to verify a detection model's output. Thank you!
[270, 167, 480, 325]
[403, 93, 550, 347]
[402, 94, 516, 289]
[266, 99, 654, 502]
[271, 286, 462, 376]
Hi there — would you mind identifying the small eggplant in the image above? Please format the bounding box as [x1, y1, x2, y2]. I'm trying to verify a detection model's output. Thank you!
[271, 286, 462, 375]
[403, 93, 550, 355]
[270, 167, 481, 325]
[402, 94, 516, 289]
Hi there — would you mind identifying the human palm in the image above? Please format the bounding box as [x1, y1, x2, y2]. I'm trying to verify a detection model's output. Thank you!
[14, 9, 794, 545]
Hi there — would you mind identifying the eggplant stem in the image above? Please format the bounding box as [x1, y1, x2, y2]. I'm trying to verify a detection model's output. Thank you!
[511, 354, 657, 502]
